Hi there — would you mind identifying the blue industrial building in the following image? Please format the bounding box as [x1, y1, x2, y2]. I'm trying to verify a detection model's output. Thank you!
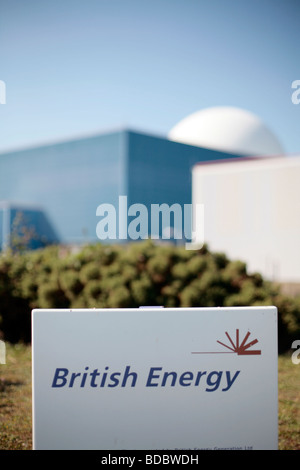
[0, 201, 59, 251]
[0, 129, 242, 249]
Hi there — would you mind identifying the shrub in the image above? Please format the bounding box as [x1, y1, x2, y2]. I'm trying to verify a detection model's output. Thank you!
[0, 241, 299, 352]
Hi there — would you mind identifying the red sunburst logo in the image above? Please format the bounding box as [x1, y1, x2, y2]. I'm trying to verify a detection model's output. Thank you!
[192, 329, 261, 356]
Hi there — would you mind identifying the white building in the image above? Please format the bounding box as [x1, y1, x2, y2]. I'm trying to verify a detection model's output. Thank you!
[192, 155, 300, 282]
[169, 106, 300, 283]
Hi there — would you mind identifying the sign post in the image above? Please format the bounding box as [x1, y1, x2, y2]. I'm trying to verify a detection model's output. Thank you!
[32, 306, 278, 450]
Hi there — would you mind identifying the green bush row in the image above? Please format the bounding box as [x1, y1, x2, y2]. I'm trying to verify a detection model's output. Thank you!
[0, 241, 299, 351]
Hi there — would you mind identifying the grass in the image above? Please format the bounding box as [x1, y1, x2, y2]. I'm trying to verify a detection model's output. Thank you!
[278, 354, 300, 450]
[0, 344, 299, 450]
[0, 343, 32, 450]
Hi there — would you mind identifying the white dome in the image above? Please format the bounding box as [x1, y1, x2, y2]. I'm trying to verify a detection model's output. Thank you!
[168, 106, 284, 156]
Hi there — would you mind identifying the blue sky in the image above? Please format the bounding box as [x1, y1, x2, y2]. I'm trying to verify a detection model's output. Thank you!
[0, 0, 299, 153]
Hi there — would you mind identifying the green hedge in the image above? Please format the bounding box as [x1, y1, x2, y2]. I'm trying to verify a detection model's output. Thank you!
[0, 241, 299, 352]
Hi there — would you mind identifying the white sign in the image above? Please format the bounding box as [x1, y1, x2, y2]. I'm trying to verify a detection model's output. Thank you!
[32, 306, 278, 450]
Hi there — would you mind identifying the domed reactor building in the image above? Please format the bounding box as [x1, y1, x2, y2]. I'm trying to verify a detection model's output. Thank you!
[175, 107, 299, 285]
[0, 106, 298, 284]
[168, 106, 284, 156]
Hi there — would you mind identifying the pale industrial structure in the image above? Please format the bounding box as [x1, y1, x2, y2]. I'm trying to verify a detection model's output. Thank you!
[1, 105, 299, 282]
[171, 107, 299, 283]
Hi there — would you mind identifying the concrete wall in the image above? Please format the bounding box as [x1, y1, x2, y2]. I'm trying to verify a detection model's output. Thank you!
[192, 155, 300, 282]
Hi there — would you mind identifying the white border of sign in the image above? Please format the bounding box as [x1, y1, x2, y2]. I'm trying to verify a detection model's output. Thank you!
[32, 306, 278, 450]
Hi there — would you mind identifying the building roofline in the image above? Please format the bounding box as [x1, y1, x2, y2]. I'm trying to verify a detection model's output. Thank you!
[192, 153, 291, 167]
[0, 200, 45, 211]
[0, 126, 133, 155]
